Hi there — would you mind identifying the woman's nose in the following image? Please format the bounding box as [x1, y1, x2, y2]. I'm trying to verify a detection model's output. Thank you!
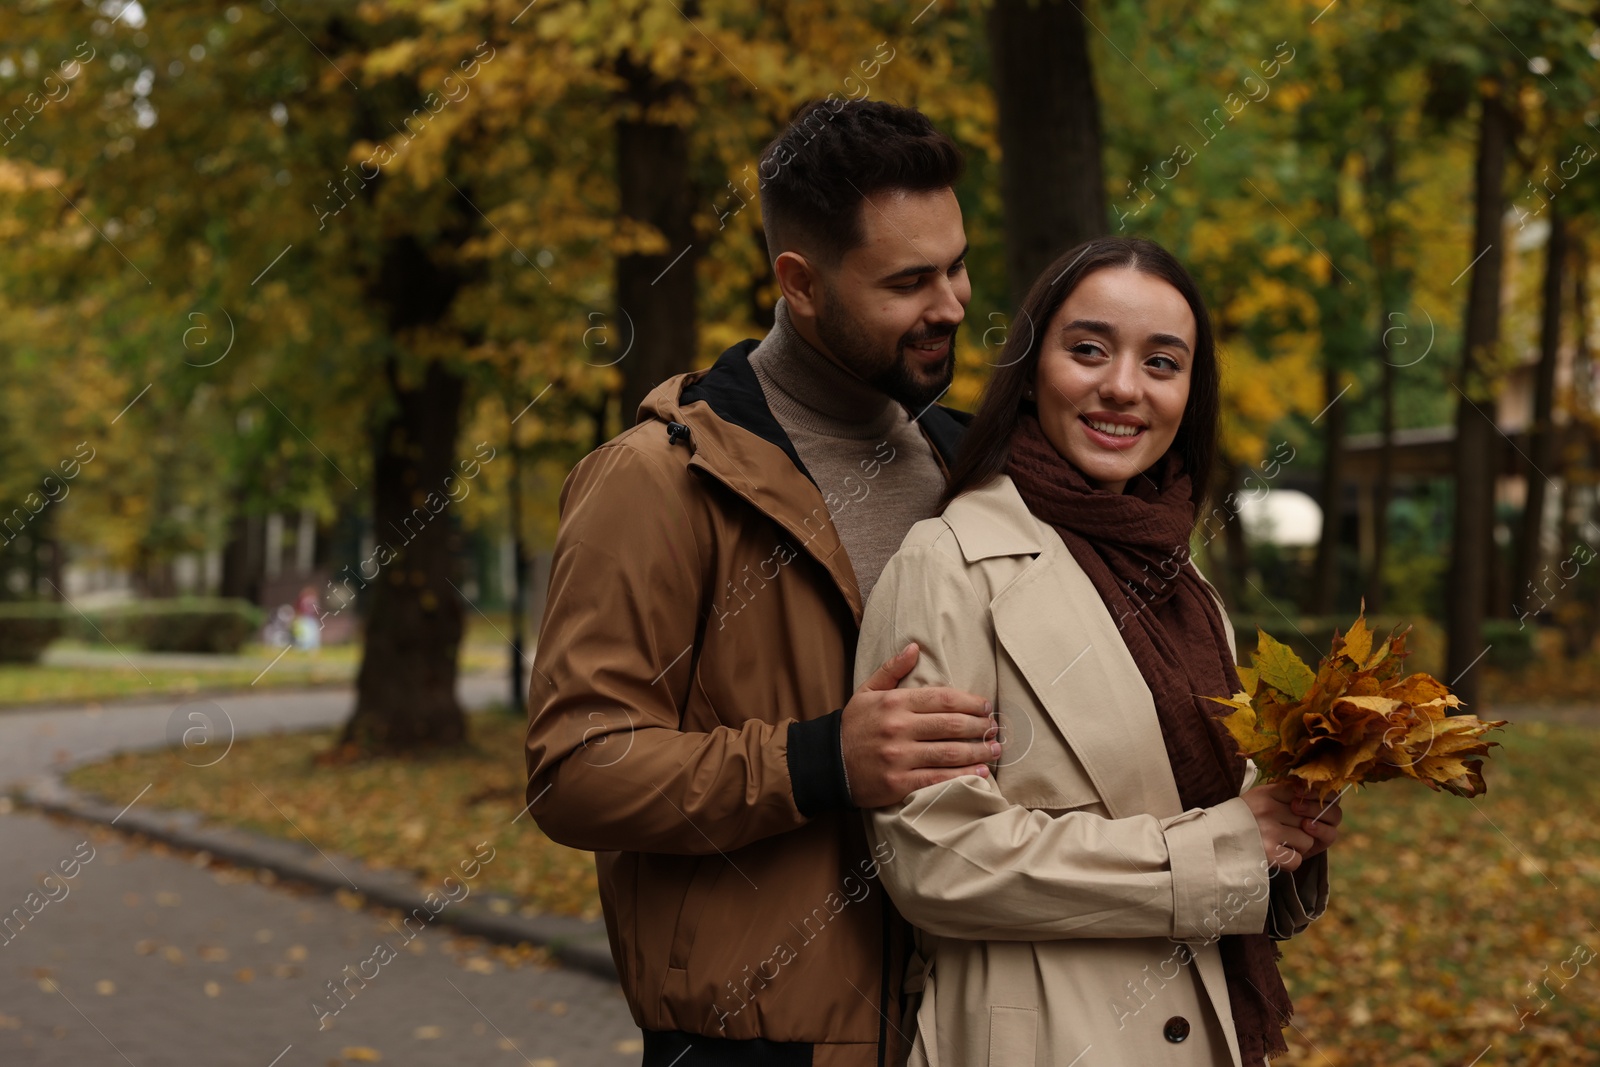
[1100, 355, 1141, 403]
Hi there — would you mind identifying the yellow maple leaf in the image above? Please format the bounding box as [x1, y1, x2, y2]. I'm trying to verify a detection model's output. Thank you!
[1254, 630, 1316, 701]
[1339, 613, 1374, 665]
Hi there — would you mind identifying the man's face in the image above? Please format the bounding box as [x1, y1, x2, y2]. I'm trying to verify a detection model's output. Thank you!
[805, 187, 970, 411]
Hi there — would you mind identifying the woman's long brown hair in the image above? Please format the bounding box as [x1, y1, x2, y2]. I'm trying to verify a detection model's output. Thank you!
[938, 236, 1221, 515]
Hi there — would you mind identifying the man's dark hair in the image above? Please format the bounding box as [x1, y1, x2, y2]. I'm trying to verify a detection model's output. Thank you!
[757, 99, 964, 268]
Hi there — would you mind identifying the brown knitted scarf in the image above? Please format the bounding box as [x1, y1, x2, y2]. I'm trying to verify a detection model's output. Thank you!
[1004, 412, 1291, 1067]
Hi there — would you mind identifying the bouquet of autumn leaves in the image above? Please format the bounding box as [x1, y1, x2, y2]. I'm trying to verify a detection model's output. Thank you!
[1207, 610, 1506, 803]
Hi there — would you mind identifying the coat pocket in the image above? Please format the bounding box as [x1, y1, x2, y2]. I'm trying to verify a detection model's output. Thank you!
[666, 856, 724, 971]
[987, 1005, 1038, 1066]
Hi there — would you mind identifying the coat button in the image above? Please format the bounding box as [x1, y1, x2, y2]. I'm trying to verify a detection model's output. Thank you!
[1163, 1016, 1191, 1043]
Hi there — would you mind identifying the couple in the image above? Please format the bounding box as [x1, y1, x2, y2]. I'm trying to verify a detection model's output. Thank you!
[526, 99, 1340, 1067]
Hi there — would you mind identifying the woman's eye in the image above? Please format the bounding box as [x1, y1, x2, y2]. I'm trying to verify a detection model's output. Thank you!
[1070, 342, 1105, 358]
[1149, 355, 1181, 372]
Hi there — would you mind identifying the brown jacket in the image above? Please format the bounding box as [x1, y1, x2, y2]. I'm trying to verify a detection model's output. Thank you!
[859, 475, 1328, 1066]
[525, 339, 969, 1065]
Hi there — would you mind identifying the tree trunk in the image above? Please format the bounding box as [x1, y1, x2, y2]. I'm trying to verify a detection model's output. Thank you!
[592, 392, 613, 453]
[1446, 89, 1511, 710]
[1367, 121, 1403, 614]
[44, 535, 64, 603]
[988, 0, 1108, 311]
[506, 439, 531, 717]
[1203, 459, 1242, 613]
[1307, 357, 1347, 615]
[1307, 174, 1357, 617]
[1570, 236, 1595, 658]
[1573, 238, 1590, 414]
[342, 359, 468, 753]
[1512, 204, 1566, 616]
[615, 55, 698, 424]
[1368, 358, 1396, 614]
[221, 509, 263, 603]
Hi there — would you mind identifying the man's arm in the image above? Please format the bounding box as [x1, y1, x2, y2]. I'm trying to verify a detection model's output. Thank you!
[525, 440, 811, 855]
[524, 438, 999, 855]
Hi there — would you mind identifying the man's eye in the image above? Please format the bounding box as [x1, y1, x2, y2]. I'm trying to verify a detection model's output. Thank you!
[892, 279, 921, 291]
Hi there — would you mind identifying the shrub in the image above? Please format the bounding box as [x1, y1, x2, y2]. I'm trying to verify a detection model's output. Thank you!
[0, 602, 66, 664]
[1480, 619, 1536, 673]
[69, 598, 264, 654]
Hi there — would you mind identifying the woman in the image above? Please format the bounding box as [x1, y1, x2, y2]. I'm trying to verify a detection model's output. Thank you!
[857, 237, 1340, 1066]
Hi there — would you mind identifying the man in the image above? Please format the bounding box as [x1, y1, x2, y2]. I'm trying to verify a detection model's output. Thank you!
[526, 100, 997, 1066]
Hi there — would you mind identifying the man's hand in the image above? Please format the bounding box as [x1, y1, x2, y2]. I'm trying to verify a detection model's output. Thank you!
[842, 642, 1000, 809]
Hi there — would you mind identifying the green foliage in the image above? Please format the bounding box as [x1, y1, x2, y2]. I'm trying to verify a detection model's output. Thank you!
[1482, 618, 1538, 673]
[69, 597, 263, 654]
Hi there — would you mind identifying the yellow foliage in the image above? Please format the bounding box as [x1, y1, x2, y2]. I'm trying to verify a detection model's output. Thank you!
[1210, 608, 1506, 801]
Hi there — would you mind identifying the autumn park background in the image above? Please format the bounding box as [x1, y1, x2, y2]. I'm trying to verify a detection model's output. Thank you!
[1, 0, 1599, 1064]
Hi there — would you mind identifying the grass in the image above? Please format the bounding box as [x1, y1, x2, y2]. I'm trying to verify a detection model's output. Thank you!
[59, 711, 1600, 1063]
[1484, 653, 1600, 710]
[0, 623, 512, 708]
[0, 658, 353, 706]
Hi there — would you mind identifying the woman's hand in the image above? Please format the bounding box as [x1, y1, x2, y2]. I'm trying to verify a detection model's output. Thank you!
[1242, 780, 1343, 871]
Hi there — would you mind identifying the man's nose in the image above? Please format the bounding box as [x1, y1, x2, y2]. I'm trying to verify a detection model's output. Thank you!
[926, 274, 965, 326]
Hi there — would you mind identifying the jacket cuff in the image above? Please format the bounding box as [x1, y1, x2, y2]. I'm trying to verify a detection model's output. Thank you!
[787, 709, 854, 818]
[1266, 851, 1329, 940]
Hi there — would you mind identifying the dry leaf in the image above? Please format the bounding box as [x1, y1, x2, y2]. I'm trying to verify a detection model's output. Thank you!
[1207, 605, 1505, 801]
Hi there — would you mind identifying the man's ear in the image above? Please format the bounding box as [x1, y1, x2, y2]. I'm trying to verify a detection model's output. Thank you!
[774, 250, 823, 318]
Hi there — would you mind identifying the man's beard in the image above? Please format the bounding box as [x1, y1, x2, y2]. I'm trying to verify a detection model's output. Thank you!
[813, 288, 957, 412]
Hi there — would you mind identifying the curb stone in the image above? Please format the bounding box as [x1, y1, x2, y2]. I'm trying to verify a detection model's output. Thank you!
[17, 772, 618, 982]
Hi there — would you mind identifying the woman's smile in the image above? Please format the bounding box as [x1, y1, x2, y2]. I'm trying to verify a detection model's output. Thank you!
[1079, 411, 1149, 448]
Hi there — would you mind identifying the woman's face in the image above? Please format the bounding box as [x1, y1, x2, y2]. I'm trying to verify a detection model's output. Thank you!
[1031, 267, 1196, 494]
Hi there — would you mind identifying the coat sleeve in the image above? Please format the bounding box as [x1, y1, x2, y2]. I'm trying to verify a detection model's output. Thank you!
[861, 536, 1273, 943]
[524, 439, 811, 855]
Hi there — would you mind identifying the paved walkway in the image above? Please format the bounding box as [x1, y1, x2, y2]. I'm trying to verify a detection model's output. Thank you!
[0, 674, 640, 1067]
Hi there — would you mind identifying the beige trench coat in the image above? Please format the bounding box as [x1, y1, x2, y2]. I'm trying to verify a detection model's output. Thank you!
[857, 474, 1328, 1067]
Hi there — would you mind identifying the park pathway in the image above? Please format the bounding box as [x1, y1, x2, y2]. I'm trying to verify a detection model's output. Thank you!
[0, 674, 641, 1067]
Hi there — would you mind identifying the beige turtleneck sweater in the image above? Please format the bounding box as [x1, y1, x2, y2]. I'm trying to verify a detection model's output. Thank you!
[748, 299, 948, 602]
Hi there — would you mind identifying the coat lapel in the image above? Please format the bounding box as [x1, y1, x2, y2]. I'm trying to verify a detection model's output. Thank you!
[947, 476, 1186, 820]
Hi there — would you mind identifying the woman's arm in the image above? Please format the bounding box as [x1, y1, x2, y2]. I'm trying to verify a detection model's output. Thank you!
[859, 533, 1273, 943]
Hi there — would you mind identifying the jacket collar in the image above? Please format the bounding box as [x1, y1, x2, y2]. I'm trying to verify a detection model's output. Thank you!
[941, 474, 1046, 562]
[636, 339, 971, 626]
[658, 339, 969, 477]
